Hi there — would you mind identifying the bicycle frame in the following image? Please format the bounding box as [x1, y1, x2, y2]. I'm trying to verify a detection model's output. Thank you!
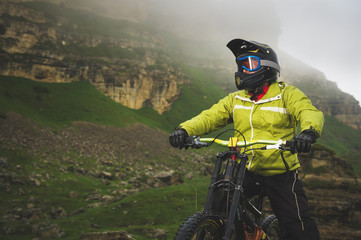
[191, 137, 288, 240]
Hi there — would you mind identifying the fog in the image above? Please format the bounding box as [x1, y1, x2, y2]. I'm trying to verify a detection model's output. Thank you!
[275, 0, 361, 104]
[147, 0, 281, 46]
[56, 0, 361, 104]
[144, 0, 361, 104]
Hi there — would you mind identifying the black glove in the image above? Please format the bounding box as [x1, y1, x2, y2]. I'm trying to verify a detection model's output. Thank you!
[290, 130, 317, 154]
[169, 128, 189, 149]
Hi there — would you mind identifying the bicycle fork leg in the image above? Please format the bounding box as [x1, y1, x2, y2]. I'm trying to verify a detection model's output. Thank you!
[204, 153, 223, 212]
[224, 189, 242, 240]
[224, 156, 248, 240]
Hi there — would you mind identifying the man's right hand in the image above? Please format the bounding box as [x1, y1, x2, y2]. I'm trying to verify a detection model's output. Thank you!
[290, 130, 317, 154]
[169, 129, 189, 149]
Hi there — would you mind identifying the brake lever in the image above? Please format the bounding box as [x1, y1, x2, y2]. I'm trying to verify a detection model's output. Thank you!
[280, 146, 292, 151]
[192, 137, 209, 148]
[185, 136, 209, 149]
[263, 139, 284, 150]
[282, 140, 295, 154]
[261, 140, 293, 153]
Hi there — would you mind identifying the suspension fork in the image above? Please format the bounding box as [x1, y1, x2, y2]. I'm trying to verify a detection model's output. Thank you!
[204, 152, 224, 212]
[224, 153, 248, 240]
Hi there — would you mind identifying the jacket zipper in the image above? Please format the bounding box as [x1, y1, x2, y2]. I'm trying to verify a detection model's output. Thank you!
[247, 103, 256, 170]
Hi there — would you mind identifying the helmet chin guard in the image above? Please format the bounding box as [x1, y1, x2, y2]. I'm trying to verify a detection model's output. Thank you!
[234, 68, 279, 90]
[235, 71, 265, 90]
[227, 39, 280, 90]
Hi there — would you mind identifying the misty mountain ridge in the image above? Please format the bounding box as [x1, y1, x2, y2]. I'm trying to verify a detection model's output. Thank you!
[1, 0, 361, 130]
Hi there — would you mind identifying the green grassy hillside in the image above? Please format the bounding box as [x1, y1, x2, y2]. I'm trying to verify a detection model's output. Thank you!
[0, 68, 226, 132]
[0, 138, 210, 239]
[0, 141, 211, 239]
[318, 115, 361, 174]
[0, 72, 225, 239]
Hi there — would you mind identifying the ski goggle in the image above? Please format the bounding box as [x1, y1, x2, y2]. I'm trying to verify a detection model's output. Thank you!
[236, 55, 262, 72]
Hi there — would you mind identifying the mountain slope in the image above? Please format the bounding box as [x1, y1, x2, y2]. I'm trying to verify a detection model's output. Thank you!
[0, 83, 360, 239]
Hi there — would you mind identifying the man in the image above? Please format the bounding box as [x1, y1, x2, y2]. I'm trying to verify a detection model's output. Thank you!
[169, 39, 324, 240]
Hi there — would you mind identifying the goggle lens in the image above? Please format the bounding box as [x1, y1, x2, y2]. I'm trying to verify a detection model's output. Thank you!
[237, 56, 261, 72]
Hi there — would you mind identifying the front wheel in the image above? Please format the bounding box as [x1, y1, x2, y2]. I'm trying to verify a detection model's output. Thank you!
[174, 212, 224, 240]
[261, 215, 281, 240]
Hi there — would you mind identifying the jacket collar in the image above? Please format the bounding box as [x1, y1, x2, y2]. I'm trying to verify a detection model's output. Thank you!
[235, 82, 283, 104]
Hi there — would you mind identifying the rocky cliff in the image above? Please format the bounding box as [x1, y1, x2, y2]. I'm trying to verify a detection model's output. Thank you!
[279, 52, 361, 131]
[0, 0, 189, 114]
[299, 148, 361, 239]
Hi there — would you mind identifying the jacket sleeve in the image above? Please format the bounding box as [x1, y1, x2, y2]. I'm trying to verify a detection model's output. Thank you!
[283, 85, 324, 137]
[178, 94, 234, 136]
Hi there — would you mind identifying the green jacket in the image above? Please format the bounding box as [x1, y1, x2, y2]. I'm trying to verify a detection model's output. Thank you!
[179, 81, 324, 176]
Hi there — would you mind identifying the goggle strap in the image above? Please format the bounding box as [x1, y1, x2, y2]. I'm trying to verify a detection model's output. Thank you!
[260, 60, 280, 72]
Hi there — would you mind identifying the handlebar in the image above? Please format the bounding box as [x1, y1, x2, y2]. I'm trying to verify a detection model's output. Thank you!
[186, 136, 292, 151]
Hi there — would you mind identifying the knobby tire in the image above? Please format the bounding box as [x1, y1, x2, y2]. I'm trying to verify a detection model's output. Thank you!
[261, 215, 281, 240]
[174, 212, 224, 240]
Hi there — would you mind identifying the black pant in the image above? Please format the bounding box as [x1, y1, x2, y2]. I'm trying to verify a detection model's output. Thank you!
[243, 170, 320, 240]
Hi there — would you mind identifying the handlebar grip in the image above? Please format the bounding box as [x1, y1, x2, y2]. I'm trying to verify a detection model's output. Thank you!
[185, 136, 195, 145]
[284, 140, 292, 147]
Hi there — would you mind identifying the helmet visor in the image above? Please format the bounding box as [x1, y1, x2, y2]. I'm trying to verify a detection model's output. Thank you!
[236, 56, 261, 72]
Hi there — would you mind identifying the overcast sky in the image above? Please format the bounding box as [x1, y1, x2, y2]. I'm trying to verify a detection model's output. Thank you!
[147, 0, 361, 104]
[274, 0, 361, 104]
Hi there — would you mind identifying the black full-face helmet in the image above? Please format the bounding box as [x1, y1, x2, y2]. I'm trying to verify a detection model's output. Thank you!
[227, 39, 280, 90]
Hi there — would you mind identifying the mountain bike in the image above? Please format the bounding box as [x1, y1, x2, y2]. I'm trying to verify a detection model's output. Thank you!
[174, 130, 292, 240]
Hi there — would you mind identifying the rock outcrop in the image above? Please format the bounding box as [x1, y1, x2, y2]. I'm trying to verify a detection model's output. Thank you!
[279, 51, 361, 131]
[0, 0, 189, 114]
[80, 231, 134, 240]
[298, 147, 361, 240]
